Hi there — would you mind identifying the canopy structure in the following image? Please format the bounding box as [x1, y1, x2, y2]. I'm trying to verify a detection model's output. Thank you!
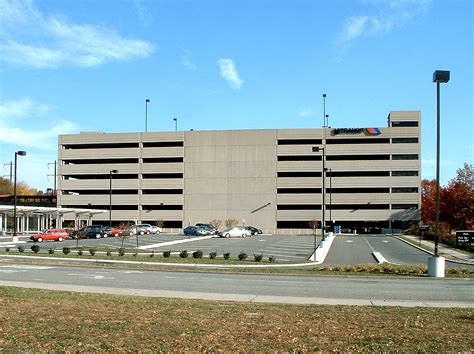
[0, 205, 106, 235]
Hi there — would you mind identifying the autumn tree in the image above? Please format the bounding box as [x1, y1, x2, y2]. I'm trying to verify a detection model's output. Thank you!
[0, 177, 41, 195]
[422, 163, 474, 233]
[442, 163, 474, 230]
[421, 179, 437, 224]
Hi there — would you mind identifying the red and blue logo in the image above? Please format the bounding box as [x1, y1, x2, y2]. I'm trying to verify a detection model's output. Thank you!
[365, 128, 381, 135]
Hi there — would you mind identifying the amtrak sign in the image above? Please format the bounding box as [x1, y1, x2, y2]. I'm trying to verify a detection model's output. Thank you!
[332, 127, 381, 136]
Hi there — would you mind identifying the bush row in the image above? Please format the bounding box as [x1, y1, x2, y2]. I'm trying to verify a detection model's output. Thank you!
[322, 263, 471, 275]
[6, 245, 275, 262]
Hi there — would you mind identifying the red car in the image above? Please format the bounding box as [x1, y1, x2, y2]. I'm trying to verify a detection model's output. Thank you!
[31, 228, 69, 242]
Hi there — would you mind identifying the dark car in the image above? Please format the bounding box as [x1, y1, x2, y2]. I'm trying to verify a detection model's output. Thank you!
[245, 226, 262, 235]
[195, 223, 217, 234]
[70, 225, 104, 239]
[183, 226, 210, 236]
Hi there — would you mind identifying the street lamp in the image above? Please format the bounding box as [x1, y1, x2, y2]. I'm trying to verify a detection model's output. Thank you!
[325, 167, 332, 230]
[13, 150, 26, 241]
[173, 117, 178, 132]
[312, 146, 325, 243]
[145, 99, 150, 132]
[429, 70, 450, 277]
[109, 170, 118, 227]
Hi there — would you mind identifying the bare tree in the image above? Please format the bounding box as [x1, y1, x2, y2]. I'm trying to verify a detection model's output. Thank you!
[225, 218, 239, 228]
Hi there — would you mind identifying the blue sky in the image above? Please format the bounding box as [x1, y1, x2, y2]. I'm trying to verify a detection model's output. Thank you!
[0, 0, 472, 191]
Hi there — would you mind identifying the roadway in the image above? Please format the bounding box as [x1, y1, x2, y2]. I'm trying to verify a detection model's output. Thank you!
[0, 261, 472, 307]
[2, 233, 472, 270]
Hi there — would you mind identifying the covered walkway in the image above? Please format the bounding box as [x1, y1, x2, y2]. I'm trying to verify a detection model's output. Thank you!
[0, 206, 106, 235]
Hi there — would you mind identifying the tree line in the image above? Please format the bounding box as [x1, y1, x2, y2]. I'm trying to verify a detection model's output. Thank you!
[421, 163, 473, 235]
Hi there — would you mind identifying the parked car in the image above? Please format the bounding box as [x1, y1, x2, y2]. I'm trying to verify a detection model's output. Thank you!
[195, 223, 217, 234]
[245, 226, 262, 235]
[218, 226, 251, 238]
[183, 226, 210, 236]
[69, 225, 104, 239]
[31, 228, 69, 242]
[103, 226, 125, 237]
[134, 224, 162, 235]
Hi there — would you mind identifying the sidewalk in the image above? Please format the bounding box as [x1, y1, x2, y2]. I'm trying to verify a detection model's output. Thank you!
[398, 234, 474, 265]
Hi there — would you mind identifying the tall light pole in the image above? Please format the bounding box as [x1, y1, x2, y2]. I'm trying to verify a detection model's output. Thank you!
[326, 167, 332, 230]
[322, 94, 327, 127]
[173, 117, 178, 132]
[312, 146, 325, 242]
[429, 70, 450, 277]
[145, 99, 150, 132]
[109, 169, 118, 227]
[13, 150, 26, 241]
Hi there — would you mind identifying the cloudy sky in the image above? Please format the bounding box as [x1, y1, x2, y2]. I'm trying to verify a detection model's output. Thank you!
[0, 0, 472, 191]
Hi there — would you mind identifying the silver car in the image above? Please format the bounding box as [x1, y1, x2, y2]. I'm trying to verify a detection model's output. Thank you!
[218, 226, 251, 238]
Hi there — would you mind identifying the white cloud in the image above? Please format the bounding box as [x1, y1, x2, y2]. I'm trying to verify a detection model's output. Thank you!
[0, 0, 154, 69]
[298, 108, 314, 118]
[339, 0, 431, 43]
[218, 58, 243, 90]
[0, 98, 77, 150]
[180, 49, 196, 70]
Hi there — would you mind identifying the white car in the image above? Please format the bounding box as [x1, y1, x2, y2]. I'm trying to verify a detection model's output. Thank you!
[218, 226, 251, 238]
[134, 224, 162, 235]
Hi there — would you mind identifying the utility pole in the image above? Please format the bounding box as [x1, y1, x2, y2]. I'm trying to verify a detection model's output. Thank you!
[47, 161, 57, 194]
[3, 161, 13, 183]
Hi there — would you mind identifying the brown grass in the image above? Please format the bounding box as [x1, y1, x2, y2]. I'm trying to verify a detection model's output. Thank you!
[0, 286, 472, 351]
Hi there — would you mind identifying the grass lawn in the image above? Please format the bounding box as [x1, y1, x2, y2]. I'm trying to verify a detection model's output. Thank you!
[0, 287, 472, 351]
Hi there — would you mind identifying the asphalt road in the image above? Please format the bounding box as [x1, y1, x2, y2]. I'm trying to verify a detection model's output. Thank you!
[323, 234, 431, 266]
[0, 262, 472, 307]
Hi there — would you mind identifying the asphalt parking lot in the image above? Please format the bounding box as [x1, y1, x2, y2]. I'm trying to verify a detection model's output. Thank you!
[16, 233, 315, 261]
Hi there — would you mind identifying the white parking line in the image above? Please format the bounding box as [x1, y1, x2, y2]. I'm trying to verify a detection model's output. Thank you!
[138, 236, 215, 250]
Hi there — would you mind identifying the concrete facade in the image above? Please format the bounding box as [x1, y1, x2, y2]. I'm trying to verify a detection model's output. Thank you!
[58, 111, 421, 232]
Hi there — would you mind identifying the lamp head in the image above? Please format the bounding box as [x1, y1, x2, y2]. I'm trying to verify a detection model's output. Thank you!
[146, 99, 150, 103]
[323, 93, 326, 98]
[433, 70, 450, 83]
[17, 150, 27, 156]
[312, 146, 322, 152]
[111, 169, 118, 174]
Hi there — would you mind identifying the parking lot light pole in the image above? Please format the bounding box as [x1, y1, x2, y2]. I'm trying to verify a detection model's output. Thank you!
[109, 170, 118, 227]
[429, 70, 450, 277]
[326, 167, 332, 230]
[173, 118, 178, 131]
[145, 99, 150, 132]
[13, 150, 26, 241]
[312, 146, 325, 242]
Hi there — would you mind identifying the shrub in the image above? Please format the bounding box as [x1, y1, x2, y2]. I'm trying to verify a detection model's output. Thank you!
[133, 252, 138, 257]
[62, 247, 70, 255]
[225, 218, 239, 228]
[223, 252, 231, 260]
[106, 250, 112, 256]
[163, 250, 171, 258]
[118, 248, 125, 256]
[268, 255, 276, 262]
[18, 245, 25, 253]
[149, 251, 154, 258]
[48, 248, 55, 254]
[254, 253, 263, 262]
[77, 249, 83, 256]
[193, 250, 203, 259]
[209, 251, 217, 259]
[238, 251, 248, 260]
[31, 244, 40, 253]
[89, 248, 96, 256]
[179, 250, 188, 258]
[5, 247, 10, 252]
